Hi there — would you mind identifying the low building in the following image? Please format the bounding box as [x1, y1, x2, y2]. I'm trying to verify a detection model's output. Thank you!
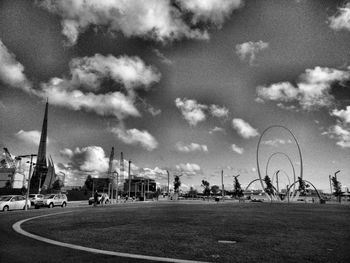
[123, 176, 156, 197]
[0, 168, 25, 188]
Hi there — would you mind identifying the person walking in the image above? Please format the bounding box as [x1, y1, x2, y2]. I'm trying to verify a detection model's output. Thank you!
[94, 190, 98, 207]
[101, 194, 105, 206]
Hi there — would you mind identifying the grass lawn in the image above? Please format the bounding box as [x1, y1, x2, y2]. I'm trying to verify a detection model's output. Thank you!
[22, 202, 350, 262]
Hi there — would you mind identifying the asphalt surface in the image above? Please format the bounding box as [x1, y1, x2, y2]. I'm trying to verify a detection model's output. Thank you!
[0, 203, 158, 263]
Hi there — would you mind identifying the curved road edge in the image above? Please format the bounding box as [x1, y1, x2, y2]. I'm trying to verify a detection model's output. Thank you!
[12, 211, 210, 263]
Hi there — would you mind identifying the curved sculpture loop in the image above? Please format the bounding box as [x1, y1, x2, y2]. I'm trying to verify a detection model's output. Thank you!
[256, 125, 303, 200]
[265, 152, 296, 199]
[286, 179, 324, 202]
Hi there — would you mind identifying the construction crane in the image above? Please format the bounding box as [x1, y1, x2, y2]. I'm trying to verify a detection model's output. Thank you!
[1, 148, 16, 168]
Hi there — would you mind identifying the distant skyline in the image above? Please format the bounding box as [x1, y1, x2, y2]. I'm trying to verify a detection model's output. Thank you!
[1, 0, 350, 192]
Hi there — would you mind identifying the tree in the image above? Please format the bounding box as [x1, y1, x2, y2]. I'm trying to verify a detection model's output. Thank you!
[84, 175, 93, 191]
[232, 177, 243, 199]
[298, 176, 309, 196]
[264, 175, 274, 196]
[332, 176, 342, 203]
[211, 185, 220, 195]
[52, 179, 64, 190]
[174, 175, 181, 193]
[201, 180, 210, 199]
[188, 187, 198, 198]
[5, 180, 11, 189]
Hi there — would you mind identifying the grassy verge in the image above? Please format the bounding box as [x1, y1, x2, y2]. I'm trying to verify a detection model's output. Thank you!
[23, 202, 350, 262]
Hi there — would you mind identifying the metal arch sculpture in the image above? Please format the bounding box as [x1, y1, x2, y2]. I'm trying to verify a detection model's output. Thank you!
[245, 178, 278, 195]
[266, 152, 296, 198]
[271, 170, 291, 200]
[286, 179, 323, 202]
[245, 178, 262, 192]
[256, 125, 303, 198]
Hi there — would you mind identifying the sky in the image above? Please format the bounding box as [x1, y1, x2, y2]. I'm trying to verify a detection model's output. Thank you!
[0, 0, 350, 192]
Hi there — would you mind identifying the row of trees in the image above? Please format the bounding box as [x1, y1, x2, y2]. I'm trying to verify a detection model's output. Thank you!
[172, 176, 244, 199]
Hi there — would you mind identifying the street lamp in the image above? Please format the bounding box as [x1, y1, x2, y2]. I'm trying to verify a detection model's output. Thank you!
[17, 154, 37, 211]
[112, 170, 119, 203]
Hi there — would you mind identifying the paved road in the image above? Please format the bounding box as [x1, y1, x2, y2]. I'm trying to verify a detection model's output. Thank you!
[0, 205, 155, 263]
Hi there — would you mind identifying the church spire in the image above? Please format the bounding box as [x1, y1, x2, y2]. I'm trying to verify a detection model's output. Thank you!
[30, 101, 49, 193]
[36, 100, 48, 167]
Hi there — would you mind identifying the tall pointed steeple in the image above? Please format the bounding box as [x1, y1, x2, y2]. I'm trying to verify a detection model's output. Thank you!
[37, 99, 48, 168]
[30, 100, 49, 193]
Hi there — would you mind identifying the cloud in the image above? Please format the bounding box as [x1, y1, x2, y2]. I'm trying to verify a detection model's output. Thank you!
[231, 143, 244, 154]
[69, 54, 161, 91]
[38, 54, 160, 120]
[175, 162, 201, 175]
[40, 80, 140, 120]
[235, 40, 269, 65]
[59, 146, 109, 173]
[15, 130, 46, 146]
[138, 167, 168, 180]
[38, 0, 244, 45]
[110, 127, 158, 151]
[178, 0, 243, 25]
[175, 98, 230, 125]
[209, 126, 226, 134]
[147, 106, 162, 116]
[0, 40, 32, 92]
[325, 106, 350, 148]
[256, 82, 298, 102]
[209, 104, 229, 118]
[232, 118, 259, 138]
[152, 49, 172, 65]
[329, 3, 350, 31]
[332, 106, 350, 124]
[323, 124, 350, 148]
[256, 66, 350, 110]
[261, 139, 292, 147]
[0, 42, 161, 120]
[175, 142, 208, 152]
[175, 98, 208, 126]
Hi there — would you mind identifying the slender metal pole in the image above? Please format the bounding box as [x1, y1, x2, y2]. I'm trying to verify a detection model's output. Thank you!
[115, 171, 119, 203]
[25, 154, 36, 210]
[221, 170, 224, 201]
[128, 160, 131, 198]
[134, 182, 137, 198]
[143, 180, 145, 201]
[37, 166, 42, 194]
[167, 170, 170, 198]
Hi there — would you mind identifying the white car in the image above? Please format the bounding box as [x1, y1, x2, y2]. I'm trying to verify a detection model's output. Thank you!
[29, 194, 44, 206]
[35, 194, 68, 208]
[0, 195, 31, 211]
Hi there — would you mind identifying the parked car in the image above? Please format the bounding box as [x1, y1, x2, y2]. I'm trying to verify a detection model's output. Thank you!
[35, 194, 67, 209]
[251, 198, 264, 202]
[0, 195, 31, 211]
[88, 193, 110, 205]
[29, 194, 44, 206]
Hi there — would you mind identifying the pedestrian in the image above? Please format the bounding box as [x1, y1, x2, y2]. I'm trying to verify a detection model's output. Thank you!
[101, 194, 105, 206]
[94, 190, 98, 207]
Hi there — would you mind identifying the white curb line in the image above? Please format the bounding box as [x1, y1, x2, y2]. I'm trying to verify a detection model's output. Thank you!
[13, 211, 210, 263]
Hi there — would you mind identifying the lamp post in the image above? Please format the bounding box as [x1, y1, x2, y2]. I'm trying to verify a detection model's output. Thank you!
[221, 170, 225, 201]
[334, 170, 341, 202]
[18, 154, 37, 211]
[167, 170, 170, 198]
[113, 171, 119, 203]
